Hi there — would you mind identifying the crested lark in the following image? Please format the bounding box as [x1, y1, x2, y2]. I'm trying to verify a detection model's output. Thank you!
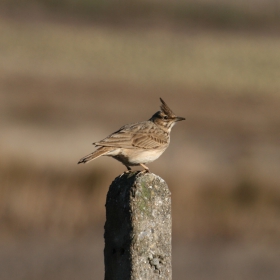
[78, 98, 185, 172]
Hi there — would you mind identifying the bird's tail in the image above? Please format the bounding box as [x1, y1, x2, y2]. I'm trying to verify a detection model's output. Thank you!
[77, 147, 112, 164]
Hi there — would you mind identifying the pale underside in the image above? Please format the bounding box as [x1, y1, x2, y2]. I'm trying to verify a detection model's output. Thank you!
[106, 147, 167, 166]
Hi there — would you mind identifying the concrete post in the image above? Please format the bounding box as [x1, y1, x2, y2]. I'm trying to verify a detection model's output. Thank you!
[104, 171, 172, 280]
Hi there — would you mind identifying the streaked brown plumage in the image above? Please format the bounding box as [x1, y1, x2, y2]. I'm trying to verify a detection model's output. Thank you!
[78, 98, 185, 172]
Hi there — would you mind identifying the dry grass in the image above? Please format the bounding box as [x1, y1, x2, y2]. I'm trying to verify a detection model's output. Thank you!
[0, 157, 109, 239]
[1, 17, 280, 95]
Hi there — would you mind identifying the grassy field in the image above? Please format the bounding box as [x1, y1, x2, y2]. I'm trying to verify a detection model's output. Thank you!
[1, 5, 280, 279]
[1, 16, 280, 95]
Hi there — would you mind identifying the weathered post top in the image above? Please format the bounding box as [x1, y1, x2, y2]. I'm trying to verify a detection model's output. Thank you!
[104, 171, 172, 280]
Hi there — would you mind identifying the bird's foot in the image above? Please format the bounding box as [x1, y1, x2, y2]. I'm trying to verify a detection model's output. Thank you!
[140, 164, 150, 173]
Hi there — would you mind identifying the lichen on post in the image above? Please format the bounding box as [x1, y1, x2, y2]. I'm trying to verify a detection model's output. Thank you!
[104, 171, 172, 280]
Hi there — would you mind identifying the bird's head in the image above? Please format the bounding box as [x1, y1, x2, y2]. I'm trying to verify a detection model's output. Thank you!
[150, 98, 185, 131]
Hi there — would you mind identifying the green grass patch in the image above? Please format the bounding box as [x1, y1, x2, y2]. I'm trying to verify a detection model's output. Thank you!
[1, 0, 280, 29]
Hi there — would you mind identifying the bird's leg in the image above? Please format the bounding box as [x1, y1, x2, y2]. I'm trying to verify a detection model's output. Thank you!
[123, 165, 132, 174]
[140, 163, 150, 173]
[120, 166, 132, 177]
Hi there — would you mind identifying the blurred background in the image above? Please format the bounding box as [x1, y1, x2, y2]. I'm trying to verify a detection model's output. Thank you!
[1, 0, 280, 279]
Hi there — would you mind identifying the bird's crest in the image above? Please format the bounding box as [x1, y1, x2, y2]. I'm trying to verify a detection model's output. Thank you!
[160, 98, 175, 117]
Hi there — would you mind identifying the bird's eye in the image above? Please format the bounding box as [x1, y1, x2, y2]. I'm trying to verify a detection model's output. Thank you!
[163, 116, 168, 120]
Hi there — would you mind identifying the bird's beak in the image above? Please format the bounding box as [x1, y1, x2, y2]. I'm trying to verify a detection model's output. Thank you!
[175, 116, 185, 122]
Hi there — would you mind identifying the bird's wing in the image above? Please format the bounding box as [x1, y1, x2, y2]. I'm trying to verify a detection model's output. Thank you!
[131, 133, 168, 149]
[94, 122, 168, 149]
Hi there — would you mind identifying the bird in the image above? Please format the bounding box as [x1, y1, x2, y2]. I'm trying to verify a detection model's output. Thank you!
[78, 98, 185, 172]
